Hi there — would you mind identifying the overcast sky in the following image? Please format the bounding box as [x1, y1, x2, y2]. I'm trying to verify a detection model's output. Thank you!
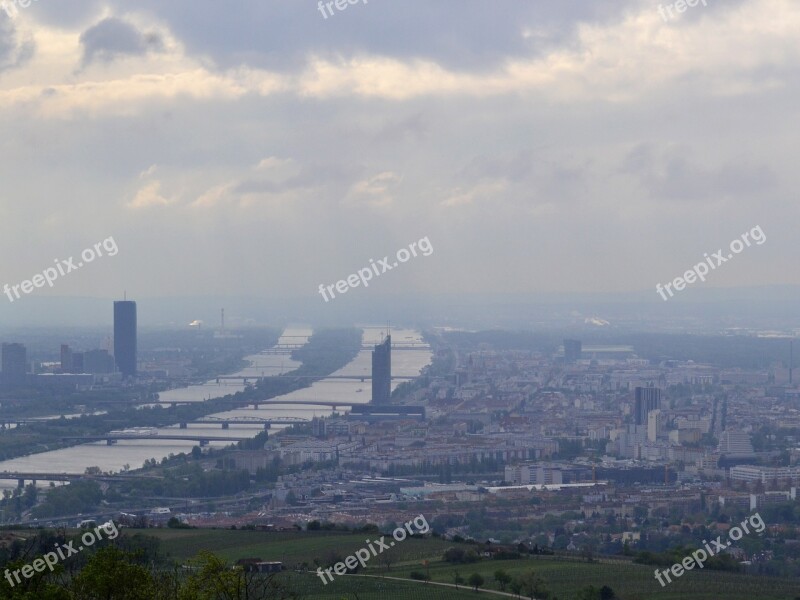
[0, 0, 797, 307]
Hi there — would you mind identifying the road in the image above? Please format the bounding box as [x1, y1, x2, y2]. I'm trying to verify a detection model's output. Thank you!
[344, 573, 531, 598]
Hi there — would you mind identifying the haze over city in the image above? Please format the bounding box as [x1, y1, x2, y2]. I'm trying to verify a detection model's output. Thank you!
[1, 2, 800, 599]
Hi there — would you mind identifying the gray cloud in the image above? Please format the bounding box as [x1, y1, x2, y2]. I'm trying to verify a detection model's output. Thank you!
[623, 144, 776, 203]
[0, 13, 34, 72]
[61, 0, 640, 72]
[79, 17, 163, 66]
[0, 0, 798, 303]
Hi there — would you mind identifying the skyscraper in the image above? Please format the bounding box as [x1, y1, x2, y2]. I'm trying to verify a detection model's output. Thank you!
[371, 334, 391, 404]
[1, 343, 27, 388]
[564, 339, 582, 363]
[113, 300, 137, 378]
[634, 386, 661, 426]
[60, 344, 73, 373]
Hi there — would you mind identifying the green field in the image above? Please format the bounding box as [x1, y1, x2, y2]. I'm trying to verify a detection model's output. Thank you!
[140, 529, 800, 599]
[391, 556, 800, 600]
[275, 573, 483, 599]
[146, 528, 456, 565]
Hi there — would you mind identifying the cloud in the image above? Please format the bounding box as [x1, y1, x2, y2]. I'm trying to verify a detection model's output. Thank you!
[87, 0, 639, 72]
[79, 17, 164, 66]
[128, 180, 174, 209]
[0, 0, 798, 300]
[0, 12, 34, 72]
[343, 171, 402, 207]
[622, 144, 777, 203]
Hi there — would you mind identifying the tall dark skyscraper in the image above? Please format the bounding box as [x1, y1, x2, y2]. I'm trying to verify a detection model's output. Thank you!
[564, 339, 582, 363]
[113, 300, 137, 378]
[371, 334, 391, 404]
[60, 344, 73, 373]
[1, 343, 28, 388]
[634, 386, 662, 426]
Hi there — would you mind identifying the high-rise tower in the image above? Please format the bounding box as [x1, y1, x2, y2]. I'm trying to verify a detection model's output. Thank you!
[634, 386, 661, 426]
[1, 343, 27, 388]
[371, 334, 391, 404]
[113, 300, 137, 378]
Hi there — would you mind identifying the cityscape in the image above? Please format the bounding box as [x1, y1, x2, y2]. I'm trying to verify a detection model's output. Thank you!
[2, 1, 800, 599]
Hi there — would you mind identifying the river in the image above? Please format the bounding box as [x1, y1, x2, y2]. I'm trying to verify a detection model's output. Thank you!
[0, 327, 430, 485]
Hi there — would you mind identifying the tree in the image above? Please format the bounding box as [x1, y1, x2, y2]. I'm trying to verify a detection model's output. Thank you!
[378, 545, 395, 572]
[0, 558, 70, 600]
[444, 547, 466, 563]
[600, 585, 617, 600]
[468, 573, 484, 592]
[516, 572, 550, 600]
[576, 585, 616, 600]
[179, 551, 295, 600]
[452, 570, 464, 589]
[72, 547, 156, 600]
[494, 569, 512, 592]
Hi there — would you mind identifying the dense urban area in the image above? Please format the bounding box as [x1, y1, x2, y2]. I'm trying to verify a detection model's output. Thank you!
[1, 311, 799, 598]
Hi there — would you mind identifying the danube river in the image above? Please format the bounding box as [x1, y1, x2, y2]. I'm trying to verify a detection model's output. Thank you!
[0, 327, 430, 483]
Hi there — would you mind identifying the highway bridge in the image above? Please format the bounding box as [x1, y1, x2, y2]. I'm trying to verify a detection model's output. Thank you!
[0, 471, 161, 488]
[212, 374, 416, 383]
[180, 416, 309, 429]
[162, 399, 358, 409]
[62, 433, 250, 446]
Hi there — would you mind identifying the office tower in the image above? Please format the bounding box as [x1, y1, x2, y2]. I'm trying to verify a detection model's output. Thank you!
[647, 409, 662, 442]
[634, 386, 661, 426]
[72, 352, 84, 373]
[113, 300, 137, 378]
[371, 334, 391, 404]
[564, 339, 582, 363]
[60, 344, 73, 373]
[1, 343, 27, 388]
[84, 349, 115, 374]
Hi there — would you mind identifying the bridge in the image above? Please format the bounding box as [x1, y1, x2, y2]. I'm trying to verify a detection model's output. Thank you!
[62, 433, 250, 446]
[161, 399, 359, 410]
[180, 416, 309, 429]
[361, 343, 431, 351]
[0, 471, 161, 488]
[213, 375, 416, 383]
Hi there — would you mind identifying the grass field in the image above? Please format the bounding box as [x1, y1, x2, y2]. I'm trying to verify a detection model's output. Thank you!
[16, 527, 792, 599]
[139, 528, 800, 599]
[388, 555, 800, 600]
[276, 573, 484, 599]
[145, 528, 456, 565]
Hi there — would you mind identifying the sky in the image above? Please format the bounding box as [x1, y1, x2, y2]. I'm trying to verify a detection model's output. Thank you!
[0, 0, 798, 312]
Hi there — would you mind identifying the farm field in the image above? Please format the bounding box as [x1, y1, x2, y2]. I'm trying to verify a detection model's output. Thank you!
[141, 529, 800, 599]
[145, 527, 456, 565]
